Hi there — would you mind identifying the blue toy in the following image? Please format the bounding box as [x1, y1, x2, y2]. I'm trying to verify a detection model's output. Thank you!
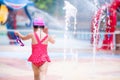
[16, 36, 24, 46]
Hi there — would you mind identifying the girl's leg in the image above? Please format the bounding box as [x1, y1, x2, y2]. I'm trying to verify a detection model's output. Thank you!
[32, 63, 40, 80]
[39, 62, 48, 80]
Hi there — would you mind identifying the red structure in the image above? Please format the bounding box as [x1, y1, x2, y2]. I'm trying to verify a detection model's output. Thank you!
[91, 0, 120, 50]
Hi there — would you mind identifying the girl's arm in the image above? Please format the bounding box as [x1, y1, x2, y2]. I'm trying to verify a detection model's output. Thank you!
[48, 35, 55, 44]
[15, 31, 32, 40]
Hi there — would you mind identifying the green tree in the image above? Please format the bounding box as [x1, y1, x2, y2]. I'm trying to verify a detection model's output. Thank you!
[33, 0, 55, 13]
[32, 0, 64, 17]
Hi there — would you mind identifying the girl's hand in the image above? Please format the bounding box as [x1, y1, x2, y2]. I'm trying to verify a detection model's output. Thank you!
[51, 35, 56, 38]
[14, 31, 19, 36]
[43, 27, 48, 34]
[48, 35, 55, 44]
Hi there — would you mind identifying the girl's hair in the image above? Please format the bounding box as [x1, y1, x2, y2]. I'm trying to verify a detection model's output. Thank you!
[33, 25, 45, 29]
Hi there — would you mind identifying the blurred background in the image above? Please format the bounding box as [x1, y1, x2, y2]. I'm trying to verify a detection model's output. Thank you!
[0, 0, 120, 80]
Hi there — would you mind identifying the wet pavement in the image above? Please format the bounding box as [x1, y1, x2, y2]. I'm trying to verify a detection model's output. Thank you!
[0, 47, 120, 80]
[0, 33, 120, 80]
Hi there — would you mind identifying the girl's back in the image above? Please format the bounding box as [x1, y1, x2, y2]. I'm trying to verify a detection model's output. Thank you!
[31, 30, 48, 45]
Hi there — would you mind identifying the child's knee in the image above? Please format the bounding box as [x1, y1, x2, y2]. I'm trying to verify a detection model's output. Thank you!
[34, 72, 40, 78]
[33, 70, 40, 76]
[40, 68, 47, 74]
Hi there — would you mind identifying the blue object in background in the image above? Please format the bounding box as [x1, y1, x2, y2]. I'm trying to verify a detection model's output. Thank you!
[108, 34, 111, 38]
[3, 0, 29, 10]
[0, 0, 33, 45]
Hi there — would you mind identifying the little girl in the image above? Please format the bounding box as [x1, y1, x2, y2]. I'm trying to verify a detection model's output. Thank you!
[15, 17, 55, 80]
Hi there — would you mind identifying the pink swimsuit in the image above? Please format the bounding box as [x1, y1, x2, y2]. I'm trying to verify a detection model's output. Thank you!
[28, 32, 50, 67]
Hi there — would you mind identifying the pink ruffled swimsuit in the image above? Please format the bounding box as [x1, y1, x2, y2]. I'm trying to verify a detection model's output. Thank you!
[28, 32, 50, 67]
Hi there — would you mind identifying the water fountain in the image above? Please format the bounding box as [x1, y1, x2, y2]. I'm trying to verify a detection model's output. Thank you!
[63, 0, 77, 61]
[62, 0, 109, 78]
[92, 0, 100, 66]
[90, 1, 120, 74]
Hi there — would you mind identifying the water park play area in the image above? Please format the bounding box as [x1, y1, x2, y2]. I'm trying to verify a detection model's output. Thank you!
[0, 38, 120, 80]
[0, 0, 120, 80]
[0, 27, 120, 80]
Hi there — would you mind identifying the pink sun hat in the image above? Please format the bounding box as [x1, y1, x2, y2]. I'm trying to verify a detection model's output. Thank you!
[33, 17, 45, 26]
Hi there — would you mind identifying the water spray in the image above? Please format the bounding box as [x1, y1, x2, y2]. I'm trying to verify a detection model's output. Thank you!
[63, 0, 77, 61]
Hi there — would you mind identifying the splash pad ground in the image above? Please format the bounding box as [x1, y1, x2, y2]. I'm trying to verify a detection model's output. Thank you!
[0, 29, 120, 80]
[0, 45, 120, 80]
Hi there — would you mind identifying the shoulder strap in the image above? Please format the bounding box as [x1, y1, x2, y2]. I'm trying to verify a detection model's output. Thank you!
[34, 32, 40, 43]
[41, 35, 48, 43]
